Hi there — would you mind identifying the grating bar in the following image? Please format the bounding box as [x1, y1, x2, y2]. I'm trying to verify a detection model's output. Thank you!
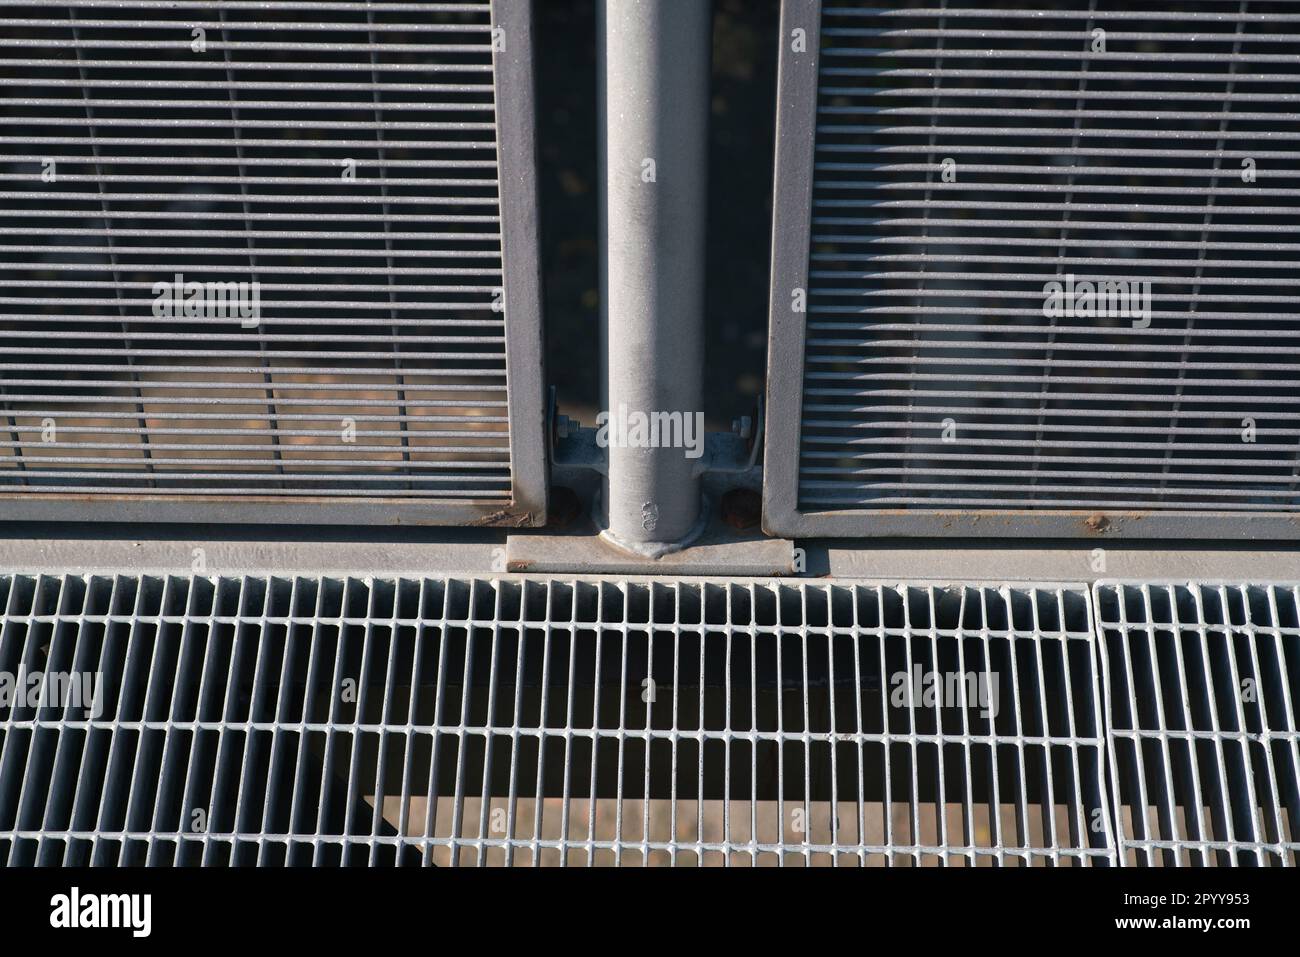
[1095, 582, 1300, 866]
[0, 575, 1114, 867]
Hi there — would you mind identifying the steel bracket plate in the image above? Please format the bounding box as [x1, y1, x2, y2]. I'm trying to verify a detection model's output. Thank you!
[504, 531, 796, 576]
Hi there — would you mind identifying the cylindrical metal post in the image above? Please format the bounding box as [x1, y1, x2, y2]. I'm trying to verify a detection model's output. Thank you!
[597, 0, 711, 553]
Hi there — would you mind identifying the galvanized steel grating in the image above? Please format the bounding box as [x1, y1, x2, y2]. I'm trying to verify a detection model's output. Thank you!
[0, 575, 1114, 866]
[1095, 582, 1300, 866]
[0, 0, 546, 526]
[765, 0, 1300, 537]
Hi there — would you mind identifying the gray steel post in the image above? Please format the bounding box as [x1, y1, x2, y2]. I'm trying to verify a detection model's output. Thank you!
[597, 0, 711, 553]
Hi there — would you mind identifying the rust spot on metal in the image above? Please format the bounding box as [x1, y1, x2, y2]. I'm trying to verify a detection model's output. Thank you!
[506, 560, 534, 573]
[472, 509, 534, 529]
[1083, 513, 1110, 534]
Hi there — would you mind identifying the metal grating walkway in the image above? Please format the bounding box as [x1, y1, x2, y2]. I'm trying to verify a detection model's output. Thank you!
[0, 574, 1121, 866]
[766, 0, 1300, 537]
[1096, 582, 1300, 866]
[0, 1, 545, 525]
[4, 573, 1294, 867]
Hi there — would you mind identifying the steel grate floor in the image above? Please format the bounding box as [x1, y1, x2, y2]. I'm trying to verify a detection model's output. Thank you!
[1095, 582, 1300, 866]
[0, 575, 1116, 866]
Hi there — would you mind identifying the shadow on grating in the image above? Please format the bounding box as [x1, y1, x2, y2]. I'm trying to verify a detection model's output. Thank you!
[1095, 583, 1300, 867]
[0, 575, 1114, 866]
